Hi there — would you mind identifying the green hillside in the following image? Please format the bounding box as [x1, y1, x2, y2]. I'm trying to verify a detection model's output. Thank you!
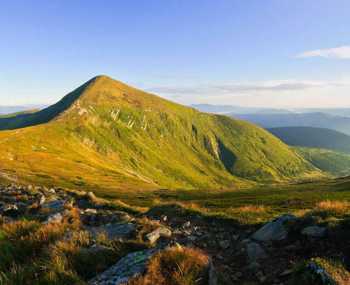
[0, 76, 321, 194]
[268, 127, 350, 153]
[296, 147, 350, 177]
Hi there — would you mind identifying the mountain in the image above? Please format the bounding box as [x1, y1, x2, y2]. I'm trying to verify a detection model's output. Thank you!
[0, 105, 45, 115]
[268, 127, 350, 154]
[192, 104, 292, 114]
[0, 76, 321, 194]
[296, 147, 350, 177]
[233, 113, 350, 135]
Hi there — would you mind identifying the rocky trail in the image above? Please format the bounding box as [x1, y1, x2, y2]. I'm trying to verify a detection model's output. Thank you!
[0, 184, 349, 284]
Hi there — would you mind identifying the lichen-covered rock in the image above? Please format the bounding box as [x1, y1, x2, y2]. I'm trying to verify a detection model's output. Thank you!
[88, 249, 157, 285]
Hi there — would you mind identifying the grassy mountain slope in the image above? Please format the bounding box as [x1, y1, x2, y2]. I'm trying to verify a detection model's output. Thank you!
[268, 127, 350, 153]
[234, 113, 350, 135]
[296, 147, 350, 177]
[0, 76, 320, 194]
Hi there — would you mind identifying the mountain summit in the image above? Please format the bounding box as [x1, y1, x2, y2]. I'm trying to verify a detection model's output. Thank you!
[0, 76, 321, 193]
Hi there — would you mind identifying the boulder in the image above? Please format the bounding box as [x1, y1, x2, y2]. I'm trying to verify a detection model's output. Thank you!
[88, 249, 157, 285]
[246, 242, 267, 263]
[302, 226, 327, 238]
[252, 214, 296, 242]
[87, 223, 136, 240]
[146, 227, 172, 244]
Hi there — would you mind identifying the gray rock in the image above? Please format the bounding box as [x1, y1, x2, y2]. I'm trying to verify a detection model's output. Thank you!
[219, 240, 230, 250]
[88, 249, 157, 285]
[45, 212, 63, 224]
[88, 223, 136, 240]
[252, 214, 296, 242]
[146, 227, 172, 244]
[246, 242, 267, 263]
[302, 226, 327, 238]
[42, 200, 65, 213]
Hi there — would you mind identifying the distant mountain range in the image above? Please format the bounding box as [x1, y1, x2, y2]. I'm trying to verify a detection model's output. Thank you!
[233, 113, 350, 135]
[268, 127, 350, 153]
[0, 105, 45, 115]
[192, 104, 350, 117]
[0, 75, 321, 193]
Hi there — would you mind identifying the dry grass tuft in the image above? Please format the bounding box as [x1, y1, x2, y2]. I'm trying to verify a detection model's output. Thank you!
[129, 247, 210, 285]
[316, 200, 350, 215]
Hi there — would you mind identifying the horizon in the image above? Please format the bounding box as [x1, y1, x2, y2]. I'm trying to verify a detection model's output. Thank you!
[2, 1, 350, 108]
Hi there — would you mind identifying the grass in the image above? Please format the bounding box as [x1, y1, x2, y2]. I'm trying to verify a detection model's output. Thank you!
[129, 247, 210, 285]
[102, 177, 350, 226]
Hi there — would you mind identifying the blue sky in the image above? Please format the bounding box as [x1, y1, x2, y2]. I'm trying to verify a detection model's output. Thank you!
[1, 0, 350, 108]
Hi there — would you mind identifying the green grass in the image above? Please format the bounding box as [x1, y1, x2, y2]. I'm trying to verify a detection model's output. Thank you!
[297, 147, 350, 176]
[0, 75, 322, 193]
[107, 177, 350, 225]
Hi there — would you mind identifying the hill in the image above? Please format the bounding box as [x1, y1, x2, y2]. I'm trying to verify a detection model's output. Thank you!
[233, 113, 350, 135]
[268, 127, 350, 153]
[296, 147, 350, 177]
[0, 76, 320, 193]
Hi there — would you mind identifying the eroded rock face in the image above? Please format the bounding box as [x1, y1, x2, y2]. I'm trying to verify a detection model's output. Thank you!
[252, 214, 297, 242]
[88, 249, 157, 285]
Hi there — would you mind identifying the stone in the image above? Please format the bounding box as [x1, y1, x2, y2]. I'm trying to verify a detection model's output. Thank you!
[39, 195, 46, 205]
[45, 212, 63, 224]
[85, 208, 98, 214]
[301, 226, 327, 238]
[88, 249, 157, 285]
[2, 204, 19, 217]
[146, 227, 172, 244]
[246, 242, 267, 263]
[252, 214, 296, 242]
[219, 240, 230, 250]
[42, 200, 65, 213]
[88, 223, 136, 240]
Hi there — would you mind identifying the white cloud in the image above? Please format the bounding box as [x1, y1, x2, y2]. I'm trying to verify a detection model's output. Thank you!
[147, 79, 350, 108]
[296, 45, 350, 59]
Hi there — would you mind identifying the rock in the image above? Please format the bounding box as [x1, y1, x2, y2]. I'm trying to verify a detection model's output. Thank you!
[2, 204, 19, 217]
[183, 221, 191, 228]
[219, 240, 230, 250]
[146, 227, 172, 244]
[85, 208, 98, 214]
[208, 259, 218, 285]
[39, 195, 46, 205]
[88, 249, 157, 285]
[42, 200, 65, 213]
[87, 223, 136, 240]
[246, 242, 267, 263]
[252, 214, 296, 242]
[45, 212, 63, 224]
[87, 191, 97, 201]
[301, 226, 327, 238]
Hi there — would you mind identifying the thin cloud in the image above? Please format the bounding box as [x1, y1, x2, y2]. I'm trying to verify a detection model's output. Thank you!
[296, 45, 350, 59]
[147, 80, 333, 97]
